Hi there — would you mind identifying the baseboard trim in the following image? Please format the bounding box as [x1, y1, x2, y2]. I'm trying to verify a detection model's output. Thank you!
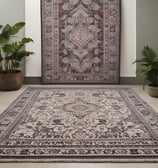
[24, 77, 42, 84]
[120, 77, 144, 84]
[24, 77, 144, 85]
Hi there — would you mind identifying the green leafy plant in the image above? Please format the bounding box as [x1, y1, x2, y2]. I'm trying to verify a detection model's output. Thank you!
[0, 22, 34, 73]
[133, 46, 158, 86]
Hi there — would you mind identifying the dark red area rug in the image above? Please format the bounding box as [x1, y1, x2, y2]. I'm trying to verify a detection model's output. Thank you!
[41, 0, 121, 83]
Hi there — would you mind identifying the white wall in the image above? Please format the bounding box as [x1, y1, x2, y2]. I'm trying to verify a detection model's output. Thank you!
[0, 0, 25, 41]
[25, 0, 136, 77]
[137, 0, 158, 58]
[121, 0, 136, 77]
[25, 0, 41, 77]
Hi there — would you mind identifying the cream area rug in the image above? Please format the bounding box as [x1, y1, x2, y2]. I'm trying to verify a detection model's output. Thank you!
[0, 87, 158, 162]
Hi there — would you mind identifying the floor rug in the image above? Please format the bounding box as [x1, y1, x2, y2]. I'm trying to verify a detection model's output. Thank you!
[0, 87, 158, 162]
[41, 0, 121, 84]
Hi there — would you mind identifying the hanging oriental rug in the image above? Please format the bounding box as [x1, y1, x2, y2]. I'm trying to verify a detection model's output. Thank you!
[41, 0, 121, 83]
[0, 87, 158, 162]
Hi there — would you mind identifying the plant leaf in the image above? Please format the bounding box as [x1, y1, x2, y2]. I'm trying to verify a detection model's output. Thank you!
[10, 22, 25, 35]
[1, 24, 11, 34]
[0, 35, 9, 45]
[0, 24, 11, 42]
[22, 37, 34, 43]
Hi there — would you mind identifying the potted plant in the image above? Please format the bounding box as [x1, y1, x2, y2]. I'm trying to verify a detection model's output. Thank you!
[0, 22, 34, 91]
[133, 46, 158, 97]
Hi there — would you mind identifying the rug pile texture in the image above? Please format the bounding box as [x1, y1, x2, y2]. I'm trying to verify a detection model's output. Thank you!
[0, 87, 158, 162]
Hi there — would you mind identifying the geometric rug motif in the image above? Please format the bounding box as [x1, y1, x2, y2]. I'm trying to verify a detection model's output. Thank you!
[0, 87, 158, 162]
[41, 0, 121, 83]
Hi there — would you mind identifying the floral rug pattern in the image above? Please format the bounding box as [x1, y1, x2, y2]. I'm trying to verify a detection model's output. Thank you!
[0, 87, 158, 162]
[41, 0, 120, 83]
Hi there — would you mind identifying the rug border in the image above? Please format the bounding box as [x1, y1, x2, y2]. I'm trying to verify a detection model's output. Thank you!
[0, 158, 158, 163]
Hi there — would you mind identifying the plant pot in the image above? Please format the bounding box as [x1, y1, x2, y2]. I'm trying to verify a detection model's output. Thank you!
[0, 71, 24, 91]
[147, 85, 158, 98]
